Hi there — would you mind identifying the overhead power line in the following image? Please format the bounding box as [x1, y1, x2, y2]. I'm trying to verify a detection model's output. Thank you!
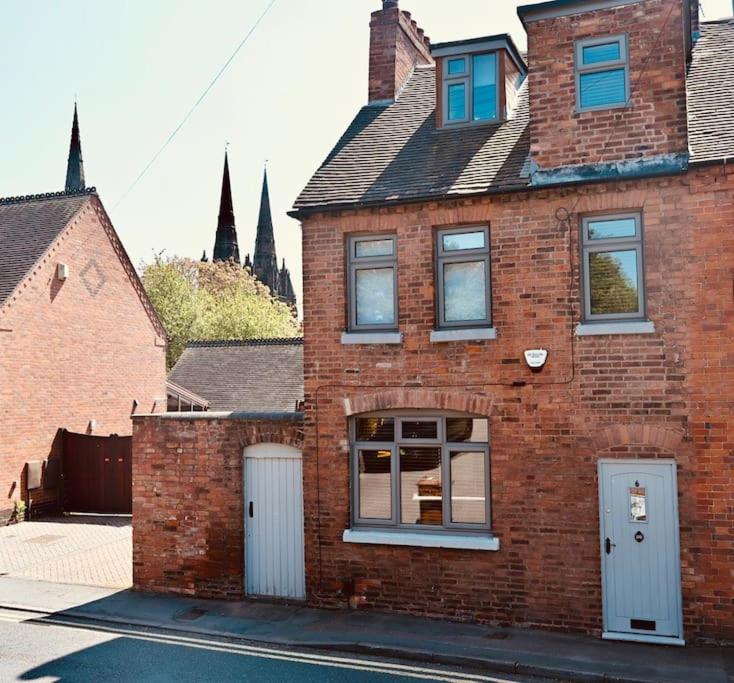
[113, 0, 278, 209]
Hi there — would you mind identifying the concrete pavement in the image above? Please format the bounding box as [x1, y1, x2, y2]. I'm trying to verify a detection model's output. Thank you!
[0, 576, 731, 683]
[0, 516, 131, 588]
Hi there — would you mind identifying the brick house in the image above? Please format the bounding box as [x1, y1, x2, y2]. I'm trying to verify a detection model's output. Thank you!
[0, 107, 167, 521]
[130, 0, 733, 646]
[286, 0, 734, 645]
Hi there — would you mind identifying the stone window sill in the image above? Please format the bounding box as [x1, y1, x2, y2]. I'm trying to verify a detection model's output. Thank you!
[341, 331, 402, 345]
[342, 528, 500, 551]
[430, 327, 497, 343]
[575, 321, 656, 337]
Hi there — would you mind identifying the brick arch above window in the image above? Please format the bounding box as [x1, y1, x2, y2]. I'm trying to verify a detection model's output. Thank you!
[591, 423, 685, 453]
[235, 421, 304, 451]
[567, 189, 649, 217]
[343, 389, 494, 417]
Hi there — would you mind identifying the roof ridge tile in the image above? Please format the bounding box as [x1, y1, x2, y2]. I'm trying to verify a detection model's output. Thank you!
[187, 337, 304, 348]
[0, 187, 97, 206]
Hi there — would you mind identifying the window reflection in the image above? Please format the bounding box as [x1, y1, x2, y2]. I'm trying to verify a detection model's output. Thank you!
[630, 486, 647, 522]
[359, 449, 392, 520]
[400, 447, 442, 525]
[450, 451, 486, 524]
[356, 267, 395, 325]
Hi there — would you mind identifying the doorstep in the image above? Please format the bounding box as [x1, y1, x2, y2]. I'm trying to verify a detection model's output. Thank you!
[0, 576, 729, 683]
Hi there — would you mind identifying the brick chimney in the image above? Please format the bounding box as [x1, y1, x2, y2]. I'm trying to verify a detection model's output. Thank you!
[368, 1, 433, 104]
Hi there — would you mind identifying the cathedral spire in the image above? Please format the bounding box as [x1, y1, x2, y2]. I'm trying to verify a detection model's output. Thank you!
[65, 103, 85, 193]
[252, 167, 279, 291]
[212, 149, 240, 263]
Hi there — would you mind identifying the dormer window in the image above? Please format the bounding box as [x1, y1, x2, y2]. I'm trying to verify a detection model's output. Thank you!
[575, 35, 629, 111]
[442, 52, 498, 126]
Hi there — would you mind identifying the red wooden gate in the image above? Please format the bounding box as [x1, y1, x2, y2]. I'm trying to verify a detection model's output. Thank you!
[62, 431, 132, 514]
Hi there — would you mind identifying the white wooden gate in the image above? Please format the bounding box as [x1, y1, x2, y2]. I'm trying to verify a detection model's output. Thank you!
[599, 460, 683, 645]
[244, 443, 305, 600]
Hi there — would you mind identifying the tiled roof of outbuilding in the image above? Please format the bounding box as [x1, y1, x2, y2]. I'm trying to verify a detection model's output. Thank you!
[168, 338, 304, 413]
[0, 190, 94, 306]
[687, 20, 734, 164]
[293, 21, 734, 214]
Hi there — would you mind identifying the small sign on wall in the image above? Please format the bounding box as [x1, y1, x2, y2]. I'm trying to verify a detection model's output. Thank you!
[524, 349, 548, 372]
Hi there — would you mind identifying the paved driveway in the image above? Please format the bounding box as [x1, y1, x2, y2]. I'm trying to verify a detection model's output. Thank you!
[0, 516, 131, 589]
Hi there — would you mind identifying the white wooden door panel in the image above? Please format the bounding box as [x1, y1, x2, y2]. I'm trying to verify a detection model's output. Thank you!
[245, 444, 305, 600]
[599, 460, 682, 642]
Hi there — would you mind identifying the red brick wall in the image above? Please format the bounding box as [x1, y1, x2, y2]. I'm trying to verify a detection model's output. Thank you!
[132, 415, 303, 598]
[369, 5, 432, 103]
[0, 196, 166, 521]
[526, 0, 689, 170]
[300, 166, 734, 642]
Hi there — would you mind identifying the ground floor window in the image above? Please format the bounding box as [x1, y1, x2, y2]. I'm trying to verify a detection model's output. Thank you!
[350, 413, 490, 532]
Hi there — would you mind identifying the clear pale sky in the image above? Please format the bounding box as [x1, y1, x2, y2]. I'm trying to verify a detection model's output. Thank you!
[1, 0, 731, 311]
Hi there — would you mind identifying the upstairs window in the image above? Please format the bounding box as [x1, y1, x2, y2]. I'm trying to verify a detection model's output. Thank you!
[581, 212, 645, 322]
[575, 35, 629, 111]
[436, 227, 492, 329]
[443, 52, 498, 126]
[347, 235, 397, 332]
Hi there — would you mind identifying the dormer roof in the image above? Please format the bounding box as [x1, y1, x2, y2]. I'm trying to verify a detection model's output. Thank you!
[292, 21, 734, 216]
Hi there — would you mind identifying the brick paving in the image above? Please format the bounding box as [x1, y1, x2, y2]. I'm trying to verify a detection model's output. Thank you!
[0, 516, 131, 588]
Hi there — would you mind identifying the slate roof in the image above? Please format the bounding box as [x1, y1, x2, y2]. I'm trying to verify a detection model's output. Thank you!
[293, 21, 734, 214]
[687, 20, 734, 164]
[0, 190, 93, 306]
[168, 338, 304, 413]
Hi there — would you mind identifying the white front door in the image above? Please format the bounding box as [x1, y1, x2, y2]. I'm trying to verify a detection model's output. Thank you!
[244, 443, 305, 600]
[599, 460, 683, 644]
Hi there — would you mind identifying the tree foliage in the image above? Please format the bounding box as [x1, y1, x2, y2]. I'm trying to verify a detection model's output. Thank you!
[589, 252, 639, 315]
[141, 255, 300, 368]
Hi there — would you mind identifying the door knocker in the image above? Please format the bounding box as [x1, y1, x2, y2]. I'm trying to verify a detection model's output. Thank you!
[634, 531, 644, 543]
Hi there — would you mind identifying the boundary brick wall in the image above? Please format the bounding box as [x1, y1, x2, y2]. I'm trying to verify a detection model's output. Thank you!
[300, 165, 734, 643]
[0, 197, 166, 521]
[132, 414, 303, 598]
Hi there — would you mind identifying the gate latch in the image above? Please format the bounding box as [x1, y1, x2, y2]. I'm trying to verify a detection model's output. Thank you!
[249, 501, 254, 518]
[605, 537, 616, 554]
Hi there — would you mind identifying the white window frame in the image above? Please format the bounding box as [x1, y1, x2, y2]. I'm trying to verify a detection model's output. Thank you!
[350, 413, 491, 535]
[347, 234, 398, 333]
[575, 34, 630, 112]
[580, 212, 646, 323]
[442, 52, 500, 127]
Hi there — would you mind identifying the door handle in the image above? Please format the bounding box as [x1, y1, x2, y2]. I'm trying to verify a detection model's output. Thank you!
[249, 501, 254, 518]
[605, 537, 616, 555]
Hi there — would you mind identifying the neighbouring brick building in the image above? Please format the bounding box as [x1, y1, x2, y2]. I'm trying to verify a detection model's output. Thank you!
[287, 0, 734, 645]
[0, 107, 167, 521]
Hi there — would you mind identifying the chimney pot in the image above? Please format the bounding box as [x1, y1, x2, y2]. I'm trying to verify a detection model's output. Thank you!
[382, 0, 398, 8]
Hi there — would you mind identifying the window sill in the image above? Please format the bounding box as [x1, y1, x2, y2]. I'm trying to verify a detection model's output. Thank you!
[341, 332, 402, 345]
[576, 321, 655, 337]
[342, 528, 500, 551]
[430, 327, 497, 343]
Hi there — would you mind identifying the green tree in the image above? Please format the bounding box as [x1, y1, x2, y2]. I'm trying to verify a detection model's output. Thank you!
[141, 255, 300, 368]
[589, 252, 639, 315]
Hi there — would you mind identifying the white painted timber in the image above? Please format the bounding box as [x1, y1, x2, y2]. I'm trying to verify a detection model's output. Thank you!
[598, 460, 683, 642]
[245, 443, 305, 600]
